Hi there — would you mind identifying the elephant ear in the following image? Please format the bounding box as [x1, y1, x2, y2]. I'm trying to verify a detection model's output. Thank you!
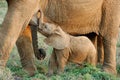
[52, 26, 66, 36]
[44, 27, 70, 49]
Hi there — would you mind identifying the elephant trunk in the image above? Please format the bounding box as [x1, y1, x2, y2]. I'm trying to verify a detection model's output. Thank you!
[30, 25, 46, 60]
[29, 8, 46, 60]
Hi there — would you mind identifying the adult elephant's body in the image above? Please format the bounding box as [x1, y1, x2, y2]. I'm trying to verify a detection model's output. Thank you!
[0, 0, 120, 75]
[43, 0, 102, 35]
[41, 0, 120, 74]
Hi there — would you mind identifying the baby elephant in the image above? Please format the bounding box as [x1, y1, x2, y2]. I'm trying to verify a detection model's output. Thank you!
[38, 22, 97, 75]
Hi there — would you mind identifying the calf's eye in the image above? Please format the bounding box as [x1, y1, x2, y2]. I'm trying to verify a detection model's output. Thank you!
[44, 26, 47, 29]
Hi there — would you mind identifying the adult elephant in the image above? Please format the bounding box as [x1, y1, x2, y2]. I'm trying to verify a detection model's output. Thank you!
[0, 0, 45, 76]
[39, 0, 120, 75]
[0, 0, 120, 76]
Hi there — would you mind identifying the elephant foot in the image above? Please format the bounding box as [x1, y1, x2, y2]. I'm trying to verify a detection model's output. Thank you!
[37, 48, 46, 60]
[24, 65, 37, 76]
[102, 65, 117, 75]
[22, 61, 37, 76]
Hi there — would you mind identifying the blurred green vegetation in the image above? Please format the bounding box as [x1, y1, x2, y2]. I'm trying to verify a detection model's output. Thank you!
[0, 0, 7, 24]
[0, 1, 120, 80]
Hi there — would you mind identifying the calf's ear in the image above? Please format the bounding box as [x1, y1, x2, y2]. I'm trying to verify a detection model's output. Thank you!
[44, 34, 69, 49]
[53, 26, 63, 36]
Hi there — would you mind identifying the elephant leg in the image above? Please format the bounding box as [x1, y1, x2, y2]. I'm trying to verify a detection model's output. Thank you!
[97, 35, 104, 64]
[100, 0, 120, 75]
[87, 53, 96, 66]
[0, 0, 40, 67]
[55, 48, 69, 74]
[48, 49, 58, 76]
[86, 32, 98, 63]
[16, 25, 36, 76]
[102, 37, 118, 75]
[87, 33, 97, 48]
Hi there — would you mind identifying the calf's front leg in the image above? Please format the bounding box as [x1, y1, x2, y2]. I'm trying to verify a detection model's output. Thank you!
[48, 49, 58, 76]
[55, 48, 69, 74]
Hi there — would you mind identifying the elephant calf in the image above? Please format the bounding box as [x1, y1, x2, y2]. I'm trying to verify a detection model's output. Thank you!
[38, 22, 97, 75]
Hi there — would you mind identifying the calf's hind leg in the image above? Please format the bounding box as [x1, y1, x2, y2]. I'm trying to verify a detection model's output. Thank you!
[86, 49, 97, 66]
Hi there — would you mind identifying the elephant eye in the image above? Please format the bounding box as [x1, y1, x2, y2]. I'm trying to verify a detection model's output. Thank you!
[44, 25, 47, 29]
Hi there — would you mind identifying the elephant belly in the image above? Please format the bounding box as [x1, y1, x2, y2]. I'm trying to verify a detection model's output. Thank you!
[44, 0, 103, 35]
[68, 52, 87, 64]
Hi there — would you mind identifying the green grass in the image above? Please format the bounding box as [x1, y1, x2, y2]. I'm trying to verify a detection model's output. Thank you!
[0, 67, 14, 80]
[0, 1, 120, 80]
[4, 43, 120, 80]
[6, 56, 120, 80]
[4, 46, 120, 80]
[0, 0, 7, 24]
